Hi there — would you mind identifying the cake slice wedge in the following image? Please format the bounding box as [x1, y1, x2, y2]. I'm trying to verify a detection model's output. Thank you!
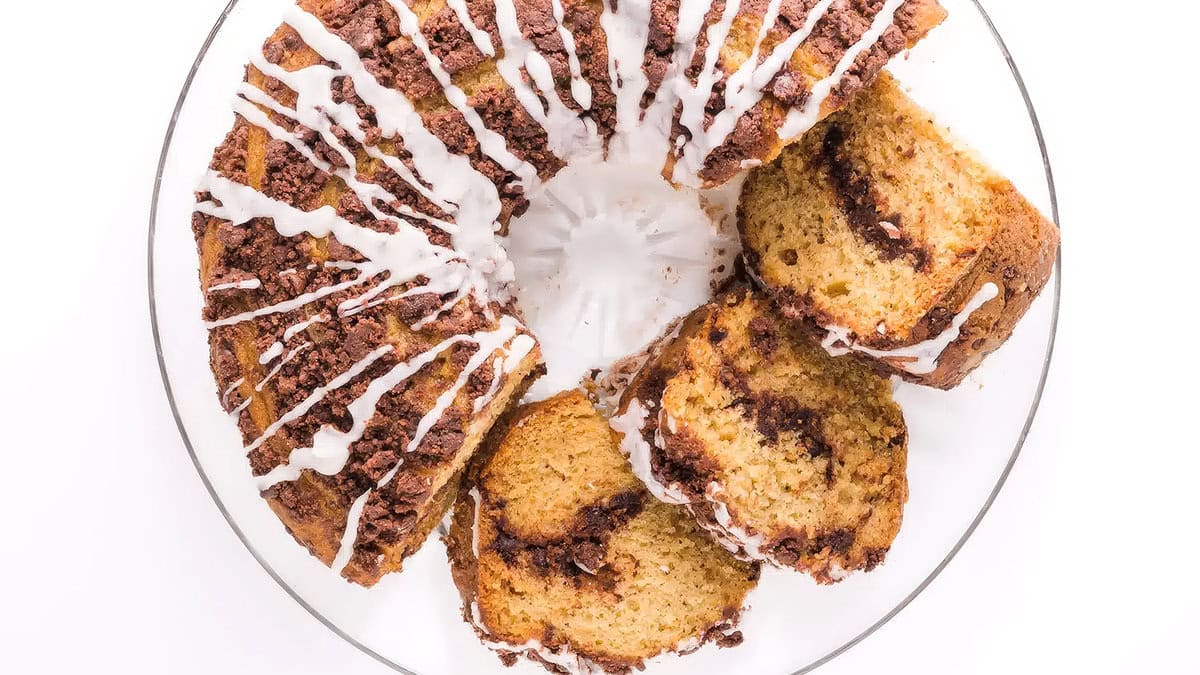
[446, 390, 759, 673]
[738, 71, 1059, 388]
[612, 289, 908, 583]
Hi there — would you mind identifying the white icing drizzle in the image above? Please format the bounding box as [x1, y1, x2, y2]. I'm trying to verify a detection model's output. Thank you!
[255, 342, 311, 392]
[487, 0, 601, 160]
[220, 377, 245, 409]
[234, 83, 455, 232]
[270, 6, 516, 300]
[778, 0, 906, 140]
[697, 482, 767, 561]
[380, 0, 544, 185]
[597, 0, 652, 158]
[255, 333, 481, 490]
[207, 278, 262, 292]
[197, 173, 462, 327]
[332, 321, 534, 569]
[822, 282, 1001, 375]
[446, 0, 497, 57]
[472, 356, 506, 414]
[243, 345, 394, 453]
[258, 341, 284, 365]
[468, 486, 484, 559]
[332, 491, 372, 573]
[201, 269, 371, 329]
[610, 399, 691, 505]
[827, 563, 852, 582]
[549, 0, 593, 109]
[671, 0, 742, 180]
[674, 0, 835, 184]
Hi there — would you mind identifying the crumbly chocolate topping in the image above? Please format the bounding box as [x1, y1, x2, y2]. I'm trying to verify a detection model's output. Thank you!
[699, 0, 926, 185]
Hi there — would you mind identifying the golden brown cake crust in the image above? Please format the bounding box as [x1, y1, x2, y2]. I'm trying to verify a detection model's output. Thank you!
[739, 72, 1059, 389]
[614, 289, 908, 583]
[446, 391, 759, 673]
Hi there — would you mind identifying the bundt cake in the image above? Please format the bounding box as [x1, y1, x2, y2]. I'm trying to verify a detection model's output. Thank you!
[193, 0, 946, 584]
[739, 72, 1060, 388]
[446, 390, 759, 673]
[611, 288, 908, 583]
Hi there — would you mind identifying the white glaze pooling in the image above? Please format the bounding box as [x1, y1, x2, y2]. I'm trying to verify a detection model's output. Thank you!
[505, 160, 724, 401]
[822, 282, 1000, 375]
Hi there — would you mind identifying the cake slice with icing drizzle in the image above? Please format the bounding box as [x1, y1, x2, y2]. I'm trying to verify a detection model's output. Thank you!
[739, 72, 1059, 388]
[446, 391, 759, 673]
[611, 289, 908, 583]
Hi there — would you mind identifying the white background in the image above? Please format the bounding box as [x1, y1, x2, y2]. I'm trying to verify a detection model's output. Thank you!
[1, 0, 1196, 673]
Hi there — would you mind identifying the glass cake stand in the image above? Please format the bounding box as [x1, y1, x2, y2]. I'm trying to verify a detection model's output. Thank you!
[149, 1, 1061, 672]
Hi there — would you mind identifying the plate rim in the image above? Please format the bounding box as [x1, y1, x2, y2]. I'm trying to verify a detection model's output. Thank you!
[146, 1, 1062, 672]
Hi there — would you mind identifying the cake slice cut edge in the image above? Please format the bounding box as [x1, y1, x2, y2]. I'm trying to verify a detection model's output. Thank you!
[445, 390, 760, 673]
[738, 70, 1060, 389]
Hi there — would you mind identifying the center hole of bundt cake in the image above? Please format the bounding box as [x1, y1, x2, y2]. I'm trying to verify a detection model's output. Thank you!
[505, 161, 735, 400]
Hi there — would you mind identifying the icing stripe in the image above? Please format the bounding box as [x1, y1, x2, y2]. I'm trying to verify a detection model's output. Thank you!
[446, 0, 497, 57]
[674, 0, 835, 183]
[780, 0, 906, 139]
[381, 0, 543, 185]
[550, 0, 593, 109]
[276, 6, 513, 299]
[821, 282, 1001, 374]
[488, 0, 601, 159]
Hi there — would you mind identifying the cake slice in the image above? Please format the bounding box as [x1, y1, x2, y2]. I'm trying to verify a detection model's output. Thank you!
[738, 71, 1059, 388]
[446, 390, 759, 673]
[612, 289, 908, 583]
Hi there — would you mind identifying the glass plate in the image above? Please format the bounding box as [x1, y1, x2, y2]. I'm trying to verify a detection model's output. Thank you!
[149, 1, 1061, 672]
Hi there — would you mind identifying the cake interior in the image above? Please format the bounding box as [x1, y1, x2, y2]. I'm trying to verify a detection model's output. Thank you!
[465, 391, 758, 666]
[740, 72, 1005, 341]
[652, 291, 907, 570]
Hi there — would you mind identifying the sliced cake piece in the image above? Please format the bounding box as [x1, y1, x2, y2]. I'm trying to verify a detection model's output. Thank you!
[612, 289, 907, 583]
[739, 72, 1059, 388]
[446, 390, 759, 674]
